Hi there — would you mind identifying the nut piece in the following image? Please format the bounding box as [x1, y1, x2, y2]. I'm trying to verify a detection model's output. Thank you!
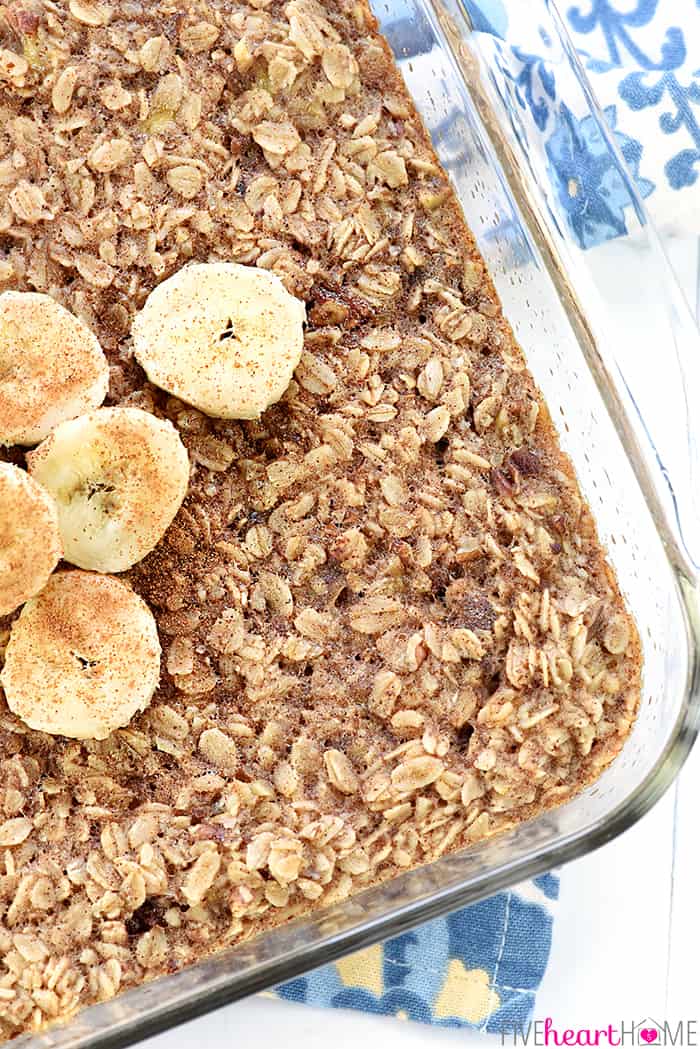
[136, 928, 168, 969]
[369, 150, 408, 189]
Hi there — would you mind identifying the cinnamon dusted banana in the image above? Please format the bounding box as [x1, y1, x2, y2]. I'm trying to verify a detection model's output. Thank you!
[0, 571, 161, 740]
[132, 262, 306, 420]
[28, 406, 190, 573]
[0, 462, 62, 616]
[0, 291, 109, 446]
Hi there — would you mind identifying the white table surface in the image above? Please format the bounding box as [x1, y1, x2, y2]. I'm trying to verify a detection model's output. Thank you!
[143, 238, 700, 1048]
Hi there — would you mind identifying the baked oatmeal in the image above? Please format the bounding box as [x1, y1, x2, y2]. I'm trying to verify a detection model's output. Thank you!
[0, 0, 640, 1037]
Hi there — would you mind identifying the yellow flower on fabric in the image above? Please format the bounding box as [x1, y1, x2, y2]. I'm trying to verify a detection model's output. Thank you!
[433, 961, 500, 1023]
[335, 944, 384, 996]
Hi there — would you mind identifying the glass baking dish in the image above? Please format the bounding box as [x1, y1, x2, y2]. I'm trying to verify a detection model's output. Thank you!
[20, 1, 700, 1046]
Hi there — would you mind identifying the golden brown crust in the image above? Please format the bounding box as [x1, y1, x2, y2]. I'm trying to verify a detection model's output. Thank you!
[0, 0, 640, 1038]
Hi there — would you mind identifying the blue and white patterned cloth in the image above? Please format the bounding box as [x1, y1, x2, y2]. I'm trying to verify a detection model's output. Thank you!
[274, 875, 559, 1031]
[563, 0, 700, 240]
[483, 0, 700, 246]
[272, 0, 700, 1033]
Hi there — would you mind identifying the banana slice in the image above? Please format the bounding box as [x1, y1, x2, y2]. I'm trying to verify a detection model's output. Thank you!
[0, 462, 62, 617]
[0, 571, 161, 740]
[132, 262, 306, 420]
[0, 291, 109, 446]
[27, 406, 190, 574]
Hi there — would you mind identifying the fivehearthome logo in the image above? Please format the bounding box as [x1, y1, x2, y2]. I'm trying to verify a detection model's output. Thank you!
[500, 1018, 698, 1047]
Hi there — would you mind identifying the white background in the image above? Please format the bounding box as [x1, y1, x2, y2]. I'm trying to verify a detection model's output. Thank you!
[140, 239, 700, 1048]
